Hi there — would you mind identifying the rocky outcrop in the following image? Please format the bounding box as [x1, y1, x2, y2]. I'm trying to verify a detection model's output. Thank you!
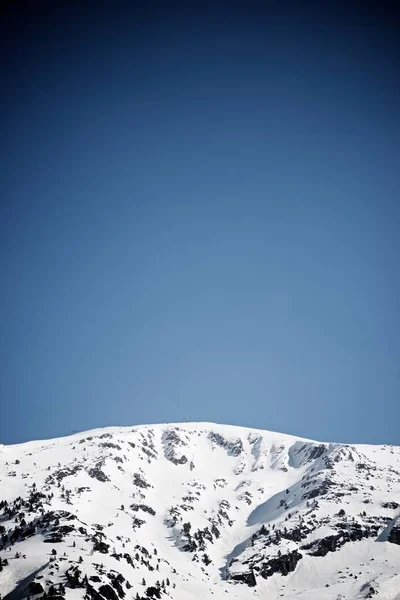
[88, 467, 110, 483]
[209, 432, 243, 457]
[28, 581, 44, 595]
[388, 518, 400, 545]
[98, 584, 120, 600]
[133, 473, 152, 489]
[162, 429, 189, 465]
[301, 522, 377, 557]
[227, 570, 257, 587]
[259, 549, 302, 578]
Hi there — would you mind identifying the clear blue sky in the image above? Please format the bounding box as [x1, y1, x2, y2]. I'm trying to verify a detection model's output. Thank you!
[1, 2, 399, 445]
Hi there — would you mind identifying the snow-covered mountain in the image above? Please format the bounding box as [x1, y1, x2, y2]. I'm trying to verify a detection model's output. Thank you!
[1, 423, 399, 600]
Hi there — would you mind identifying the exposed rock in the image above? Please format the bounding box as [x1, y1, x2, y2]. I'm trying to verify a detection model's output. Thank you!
[209, 432, 243, 457]
[93, 539, 110, 554]
[228, 570, 257, 587]
[388, 520, 400, 545]
[259, 550, 302, 578]
[98, 583, 120, 600]
[28, 581, 44, 595]
[162, 429, 189, 465]
[382, 502, 400, 510]
[88, 467, 110, 483]
[133, 473, 152, 489]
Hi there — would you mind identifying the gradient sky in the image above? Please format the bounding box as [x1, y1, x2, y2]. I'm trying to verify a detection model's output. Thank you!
[1, 2, 399, 446]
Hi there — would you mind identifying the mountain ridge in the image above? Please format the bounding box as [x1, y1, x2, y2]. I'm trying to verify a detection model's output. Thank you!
[1, 422, 319, 449]
[1, 422, 399, 600]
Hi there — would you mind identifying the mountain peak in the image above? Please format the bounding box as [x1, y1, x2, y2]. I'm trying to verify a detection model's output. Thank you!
[1, 423, 399, 599]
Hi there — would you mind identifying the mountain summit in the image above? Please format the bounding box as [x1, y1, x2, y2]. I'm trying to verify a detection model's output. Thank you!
[1, 423, 399, 599]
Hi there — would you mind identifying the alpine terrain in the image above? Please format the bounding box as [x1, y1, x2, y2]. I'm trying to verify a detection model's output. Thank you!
[1, 423, 399, 600]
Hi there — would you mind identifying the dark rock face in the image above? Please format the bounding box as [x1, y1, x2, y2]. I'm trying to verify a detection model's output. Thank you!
[93, 540, 110, 554]
[45, 465, 83, 485]
[123, 553, 134, 566]
[100, 442, 121, 450]
[228, 570, 257, 587]
[109, 574, 125, 598]
[65, 566, 84, 588]
[301, 523, 376, 557]
[56, 525, 75, 535]
[301, 481, 333, 500]
[132, 518, 146, 530]
[302, 534, 342, 556]
[281, 526, 309, 543]
[382, 502, 400, 510]
[145, 586, 161, 598]
[388, 522, 400, 545]
[133, 473, 152, 489]
[130, 504, 155, 516]
[98, 583, 120, 600]
[88, 467, 110, 483]
[172, 454, 188, 465]
[28, 581, 44, 595]
[209, 432, 243, 457]
[85, 583, 104, 600]
[259, 550, 302, 579]
[162, 429, 189, 465]
[308, 445, 326, 460]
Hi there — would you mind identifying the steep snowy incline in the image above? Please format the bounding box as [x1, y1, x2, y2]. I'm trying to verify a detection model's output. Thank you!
[0, 422, 399, 600]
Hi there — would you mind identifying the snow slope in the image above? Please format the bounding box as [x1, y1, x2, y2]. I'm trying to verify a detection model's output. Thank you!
[0, 423, 399, 600]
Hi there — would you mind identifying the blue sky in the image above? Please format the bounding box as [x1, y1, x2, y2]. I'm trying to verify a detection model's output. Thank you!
[1, 3, 399, 445]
